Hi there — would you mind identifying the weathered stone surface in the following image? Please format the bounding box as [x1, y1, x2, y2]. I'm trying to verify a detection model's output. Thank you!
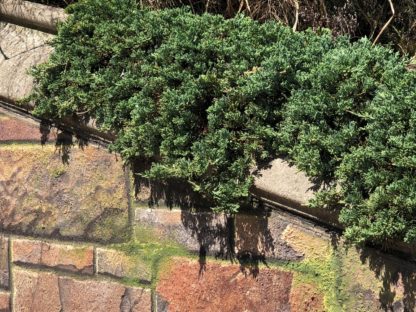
[97, 248, 151, 283]
[157, 258, 293, 312]
[136, 208, 230, 256]
[13, 239, 93, 274]
[281, 224, 331, 262]
[0, 0, 66, 33]
[0, 291, 10, 312]
[253, 158, 315, 207]
[13, 269, 61, 311]
[0, 109, 57, 142]
[235, 211, 303, 260]
[0, 23, 52, 103]
[252, 159, 341, 227]
[289, 282, 324, 312]
[58, 276, 152, 312]
[0, 237, 8, 290]
[13, 268, 152, 312]
[0, 144, 129, 242]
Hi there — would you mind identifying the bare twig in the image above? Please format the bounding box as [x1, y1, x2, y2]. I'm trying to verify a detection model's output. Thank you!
[373, 0, 395, 46]
[245, 0, 251, 13]
[237, 0, 244, 14]
[292, 0, 299, 31]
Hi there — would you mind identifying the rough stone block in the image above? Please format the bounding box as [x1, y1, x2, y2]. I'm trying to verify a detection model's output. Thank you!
[0, 237, 8, 290]
[13, 268, 152, 312]
[0, 291, 10, 312]
[235, 212, 303, 261]
[13, 239, 93, 274]
[0, 109, 57, 143]
[156, 258, 293, 312]
[0, 144, 130, 243]
[97, 248, 151, 284]
[289, 282, 324, 312]
[136, 208, 231, 256]
[0, 23, 53, 103]
[281, 224, 331, 262]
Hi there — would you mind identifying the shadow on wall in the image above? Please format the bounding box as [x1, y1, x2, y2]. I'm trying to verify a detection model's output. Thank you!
[358, 247, 416, 311]
[40, 124, 416, 309]
[132, 159, 275, 277]
[39, 120, 89, 163]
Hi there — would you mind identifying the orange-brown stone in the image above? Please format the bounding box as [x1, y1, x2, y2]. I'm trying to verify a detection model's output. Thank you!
[157, 258, 293, 312]
[289, 282, 325, 312]
[0, 291, 9, 312]
[13, 239, 93, 274]
[13, 269, 61, 312]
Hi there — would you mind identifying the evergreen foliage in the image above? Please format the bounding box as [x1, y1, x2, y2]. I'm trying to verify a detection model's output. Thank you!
[29, 0, 416, 244]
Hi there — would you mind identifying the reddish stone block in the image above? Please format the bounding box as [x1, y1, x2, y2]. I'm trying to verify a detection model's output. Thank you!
[13, 269, 61, 312]
[0, 291, 10, 312]
[13, 268, 152, 312]
[59, 277, 151, 312]
[0, 111, 57, 143]
[157, 258, 293, 312]
[13, 239, 93, 274]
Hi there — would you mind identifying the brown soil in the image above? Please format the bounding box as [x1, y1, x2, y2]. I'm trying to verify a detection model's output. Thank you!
[157, 258, 293, 312]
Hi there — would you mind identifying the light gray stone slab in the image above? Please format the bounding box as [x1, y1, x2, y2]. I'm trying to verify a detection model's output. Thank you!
[0, 22, 53, 103]
[0, 0, 66, 33]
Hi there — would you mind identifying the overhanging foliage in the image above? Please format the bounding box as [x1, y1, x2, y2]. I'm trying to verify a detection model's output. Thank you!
[29, 0, 416, 244]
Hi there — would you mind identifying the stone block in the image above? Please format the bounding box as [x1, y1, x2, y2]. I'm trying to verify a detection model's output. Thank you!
[156, 258, 293, 312]
[0, 109, 57, 143]
[13, 268, 152, 312]
[97, 248, 151, 284]
[0, 23, 53, 103]
[235, 211, 303, 261]
[0, 0, 66, 34]
[13, 269, 61, 312]
[0, 144, 130, 243]
[13, 239, 93, 274]
[252, 158, 340, 227]
[0, 237, 8, 290]
[281, 224, 331, 262]
[289, 282, 324, 312]
[0, 291, 9, 312]
[136, 208, 231, 256]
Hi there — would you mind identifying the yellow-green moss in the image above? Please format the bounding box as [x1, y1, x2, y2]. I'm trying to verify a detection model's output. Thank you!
[108, 225, 189, 289]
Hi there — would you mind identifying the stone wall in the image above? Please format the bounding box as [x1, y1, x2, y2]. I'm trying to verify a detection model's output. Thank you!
[1, 3, 416, 311]
[1, 108, 416, 312]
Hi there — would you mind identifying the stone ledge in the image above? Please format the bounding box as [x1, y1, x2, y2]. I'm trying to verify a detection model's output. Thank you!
[12, 239, 94, 275]
[0, 0, 66, 34]
[0, 23, 53, 103]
